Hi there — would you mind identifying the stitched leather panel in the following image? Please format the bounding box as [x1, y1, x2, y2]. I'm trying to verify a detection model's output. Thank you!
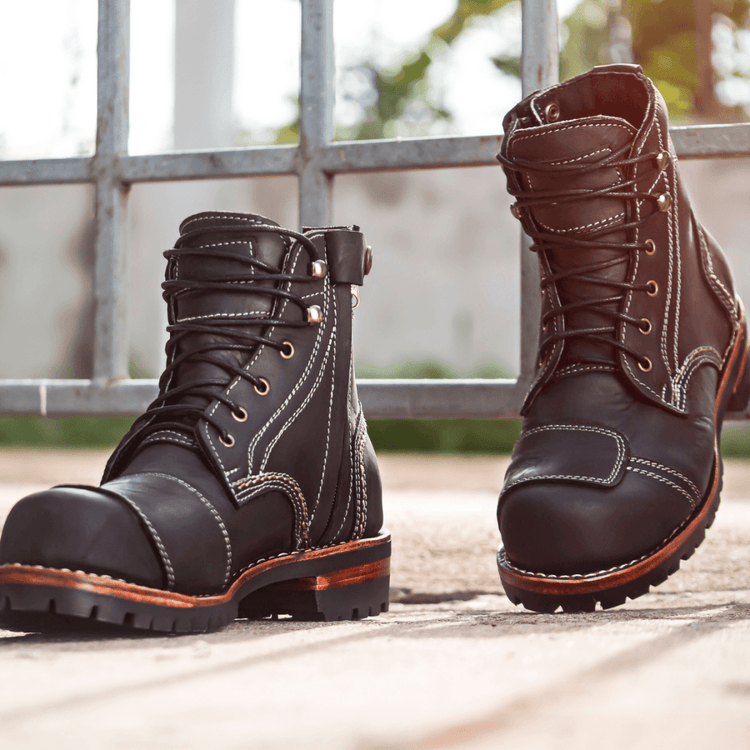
[103, 473, 231, 594]
[502, 423, 629, 493]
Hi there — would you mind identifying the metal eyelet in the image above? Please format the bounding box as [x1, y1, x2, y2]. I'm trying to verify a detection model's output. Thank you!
[638, 356, 653, 373]
[647, 280, 658, 297]
[656, 193, 671, 212]
[280, 341, 295, 359]
[655, 151, 670, 170]
[364, 246, 373, 276]
[231, 405, 248, 423]
[311, 260, 327, 279]
[254, 378, 270, 396]
[219, 432, 235, 448]
[645, 239, 656, 256]
[511, 203, 522, 219]
[544, 102, 560, 122]
[307, 305, 323, 324]
[639, 318, 652, 335]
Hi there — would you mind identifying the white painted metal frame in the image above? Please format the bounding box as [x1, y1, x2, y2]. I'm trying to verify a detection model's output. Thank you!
[0, 0, 748, 419]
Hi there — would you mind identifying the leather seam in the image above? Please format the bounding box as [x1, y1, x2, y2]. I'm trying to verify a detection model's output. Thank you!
[503, 424, 626, 490]
[136, 472, 234, 587]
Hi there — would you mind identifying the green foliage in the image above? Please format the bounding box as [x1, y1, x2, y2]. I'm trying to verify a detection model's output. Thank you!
[0, 416, 134, 448]
[357, 359, 522, 454]
[563, 0, 750, 121]
[331, 0, 517, 141]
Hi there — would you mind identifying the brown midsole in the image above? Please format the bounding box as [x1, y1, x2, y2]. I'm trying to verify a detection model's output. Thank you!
[500, 310, 748, 597]
[0, 531, 391, 610]
[266, 558, 391, 592]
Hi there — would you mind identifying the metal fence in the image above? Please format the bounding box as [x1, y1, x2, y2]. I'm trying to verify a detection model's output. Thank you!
[0, 0, 749, 420]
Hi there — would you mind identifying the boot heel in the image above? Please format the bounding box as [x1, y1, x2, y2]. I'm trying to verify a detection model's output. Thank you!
[238, 557, 390, 622]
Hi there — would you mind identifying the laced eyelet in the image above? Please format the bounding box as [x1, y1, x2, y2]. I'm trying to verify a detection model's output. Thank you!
[656, 193, 671, 212]
[645, 239, 656, 256]
[639, 318, 652, 335]
[544, 102, 560, 122]
[219, 432, 235, 448]
[638, 356, 653, 373]
[646, 280, 658, 297]
[280, 341, 295, 359]
[307, 305, 323, 324]
[254, 378, 270, 396]
[311, 260, 327, 279]
[231, 405, 248, 422]
[656, 151, 670, 170]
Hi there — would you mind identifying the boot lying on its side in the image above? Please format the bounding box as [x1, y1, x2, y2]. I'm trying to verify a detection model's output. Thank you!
[496, 64, 750, 613]
[0, 211, 389, 633]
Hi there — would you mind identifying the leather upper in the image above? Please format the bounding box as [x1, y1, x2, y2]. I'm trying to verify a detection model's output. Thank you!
[497, 65, 741, 576]
[0, 213, 382, 594]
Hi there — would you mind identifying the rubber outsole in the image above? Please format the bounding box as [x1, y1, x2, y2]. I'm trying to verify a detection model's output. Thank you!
[0, 532, 391, 634]
[498, 310, 750, 614]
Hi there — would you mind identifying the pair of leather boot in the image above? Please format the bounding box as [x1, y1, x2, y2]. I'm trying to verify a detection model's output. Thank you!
[0, 64, 746, 632]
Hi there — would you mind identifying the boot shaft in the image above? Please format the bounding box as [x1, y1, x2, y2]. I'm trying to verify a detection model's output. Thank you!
[499, 64, 741, 415]
[104, 211, 381, 550]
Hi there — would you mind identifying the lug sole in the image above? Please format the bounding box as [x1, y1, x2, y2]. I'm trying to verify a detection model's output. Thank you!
[0, 531, 391, 634]
[499, 309, 750, 614]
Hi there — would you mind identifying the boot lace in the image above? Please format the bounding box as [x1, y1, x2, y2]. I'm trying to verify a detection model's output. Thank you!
[127, 224, 323, 449]
[498, 143, 669, 370]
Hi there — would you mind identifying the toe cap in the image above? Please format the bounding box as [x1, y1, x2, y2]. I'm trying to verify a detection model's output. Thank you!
[498, 469, 694, 576]
[0, 486, 163, 587]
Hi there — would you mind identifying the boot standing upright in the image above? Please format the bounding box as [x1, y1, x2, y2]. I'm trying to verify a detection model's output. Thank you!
[0, 211, 389, 633]
[496, 64, 750, 613]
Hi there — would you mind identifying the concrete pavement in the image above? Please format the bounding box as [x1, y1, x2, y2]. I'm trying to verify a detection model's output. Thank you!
[0, 450, 749, 749]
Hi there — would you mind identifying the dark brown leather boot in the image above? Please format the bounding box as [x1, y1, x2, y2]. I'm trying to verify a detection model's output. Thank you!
[0, 211, 389, 633]
[496, 64, 750, 613]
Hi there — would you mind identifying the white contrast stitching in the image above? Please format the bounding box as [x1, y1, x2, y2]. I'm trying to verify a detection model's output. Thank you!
[105, 489, 176, 588]
[137, 472, 233, 586]
[502, 424, 626, 491]
[629, 457, 701, 498]
[627, 466, 697, 508]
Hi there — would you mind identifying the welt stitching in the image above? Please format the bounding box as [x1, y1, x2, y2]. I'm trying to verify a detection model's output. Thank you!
[499, 510, 689, 580]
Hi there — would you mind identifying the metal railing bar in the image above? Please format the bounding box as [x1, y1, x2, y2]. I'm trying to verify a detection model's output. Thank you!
[0, 157, 92, 186]
[317, 134, 506, 172]
[119, 147, 298, 182]
[92, 0, 131, 381]
[518, 0, 559, 382]
[0, 378, 748, 420]
[298, 0, 334, 228]
[3, 124, 750, 189]
[670, 123, 750, 159]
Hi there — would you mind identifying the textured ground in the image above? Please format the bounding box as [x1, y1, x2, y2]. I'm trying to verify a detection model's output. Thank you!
[0, 450, 749, 749]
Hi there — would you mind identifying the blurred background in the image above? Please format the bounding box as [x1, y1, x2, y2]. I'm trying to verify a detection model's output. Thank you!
[0, 0, 750, 454]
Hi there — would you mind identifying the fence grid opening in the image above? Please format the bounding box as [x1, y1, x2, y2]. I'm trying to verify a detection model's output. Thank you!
[0, 0, 749, 419]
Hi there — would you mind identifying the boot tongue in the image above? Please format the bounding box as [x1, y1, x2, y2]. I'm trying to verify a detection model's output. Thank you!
[168, 212, 290, 407]
[510, 115, 637, 365]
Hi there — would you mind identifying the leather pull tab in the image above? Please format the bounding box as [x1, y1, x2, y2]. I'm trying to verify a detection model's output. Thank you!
[324, 230, 369, 286]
